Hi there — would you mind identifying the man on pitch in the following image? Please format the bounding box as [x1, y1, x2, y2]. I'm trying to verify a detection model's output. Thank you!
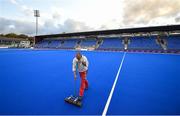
[72, 52, 89, 101]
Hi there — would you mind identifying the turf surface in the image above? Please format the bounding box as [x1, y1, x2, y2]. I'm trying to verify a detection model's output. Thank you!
[0, 49, 179, 115]
[0, 50, 123, 115]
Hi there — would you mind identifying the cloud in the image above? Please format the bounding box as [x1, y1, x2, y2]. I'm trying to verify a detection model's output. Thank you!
[175, 13, 180, 23]
[21, 5, 33, 16]
[99, 19, 126, 30]
[51, 7, 63, 20]
[0, 17, 93, 35]
[122, 0, 180, 25]
[9, 0, 18, 5]
[175, 17, 180, 23]
[0, 17, 35, 35]
[9, 0, 33, 17]
[59, 19, 93, 32]
[52, 12, 61, 19]
[41, 18, 93, 35]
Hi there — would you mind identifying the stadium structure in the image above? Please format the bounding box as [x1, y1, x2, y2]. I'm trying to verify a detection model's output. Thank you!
[35, 25, 180, 54]
[0, 37, 30, 48]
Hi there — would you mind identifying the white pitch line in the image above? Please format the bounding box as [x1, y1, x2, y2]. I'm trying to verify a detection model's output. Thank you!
[102, 52, 126, 116]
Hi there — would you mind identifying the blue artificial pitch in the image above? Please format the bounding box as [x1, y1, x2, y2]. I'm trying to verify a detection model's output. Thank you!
[0, 49, 123, 115]
[0, 49, 179, 115]
[108, 53, 180, 115]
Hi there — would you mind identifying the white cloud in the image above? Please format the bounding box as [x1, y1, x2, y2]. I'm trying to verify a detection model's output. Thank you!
[65, 0, 124, 29]
[0, 17, 35, 35]
[60, 19, 93, 32]
[21, 5, 33, 16]
[9, 0, 18, 5]
[51, 7, 64, 19]
[0, 17, 93, 35]
[122, 0, 180, 25]
[175, 13, 180, 23]
[41, 18, 93, 35]
[9, 0, 33, 17]
[8, 25, 15, 29]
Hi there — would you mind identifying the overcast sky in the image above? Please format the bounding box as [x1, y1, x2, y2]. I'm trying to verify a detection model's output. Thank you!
[0, 0, 180, 35]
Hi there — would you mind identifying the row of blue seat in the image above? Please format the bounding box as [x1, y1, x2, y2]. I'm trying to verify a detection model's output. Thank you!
[99, 38, 124, 49]
[81, 39, 96, 47]
[128, 37, 161, 49]
[35, 36, 180, 50]
[35, 39, 97, 48]
[167, 37, 180, 49]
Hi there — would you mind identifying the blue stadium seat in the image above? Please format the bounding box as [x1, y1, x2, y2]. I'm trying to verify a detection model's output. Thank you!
[98, 38, 123, 49]
[81, 39, 96, 47]
[128, 36, 161, 50]
[167, 36, 180, 50]
[35, 40, 49, 48]
[60, 39, 77, 49]
[48, 40, 61, 48]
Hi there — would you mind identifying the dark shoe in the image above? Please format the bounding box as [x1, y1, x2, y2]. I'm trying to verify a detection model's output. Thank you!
[78, 96, 83, 101]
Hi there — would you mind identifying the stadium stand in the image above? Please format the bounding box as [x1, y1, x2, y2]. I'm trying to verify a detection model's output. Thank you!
[0, 37, 30, 48]
[156, 36, 168, 50]
[98, 38, 123, 50]
[48, 40, 61, 48]
[167, 36, 180, 50]
[80, 39, 96, 47]
[35, 40, 49, 48]
[60, 39, 77, 49]
[34, 25, 180, 53]
[34, 36, 180, 53]
[128, 36, 162, 50]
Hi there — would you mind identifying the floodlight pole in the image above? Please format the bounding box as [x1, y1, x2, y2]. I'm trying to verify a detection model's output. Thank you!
[36, 16, 38, 35]
[34, 10, 40, 46]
